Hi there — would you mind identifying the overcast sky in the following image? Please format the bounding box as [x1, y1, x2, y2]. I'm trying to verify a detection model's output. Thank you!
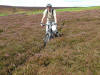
[0, 0, 100, 7]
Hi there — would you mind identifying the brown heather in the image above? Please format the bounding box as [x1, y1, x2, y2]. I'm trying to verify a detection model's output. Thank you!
[0, 9, 100, 75]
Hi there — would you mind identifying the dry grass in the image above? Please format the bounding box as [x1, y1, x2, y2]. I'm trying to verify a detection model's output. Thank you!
[0, 9, 100, 75]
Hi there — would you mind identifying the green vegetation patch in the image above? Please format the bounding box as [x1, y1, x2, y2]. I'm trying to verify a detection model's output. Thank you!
[56, 6, 100, 12]
[0, 13, 8, 16]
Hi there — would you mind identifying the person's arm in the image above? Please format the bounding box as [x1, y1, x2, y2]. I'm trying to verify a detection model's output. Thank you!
[53, 9, 57, 24]
[41, 9, 47, 24]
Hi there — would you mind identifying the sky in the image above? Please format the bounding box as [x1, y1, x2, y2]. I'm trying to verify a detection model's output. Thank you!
[0, 0, 100, 7]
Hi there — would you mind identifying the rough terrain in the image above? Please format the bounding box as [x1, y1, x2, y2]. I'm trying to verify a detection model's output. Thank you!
[0, 9, 100, 75]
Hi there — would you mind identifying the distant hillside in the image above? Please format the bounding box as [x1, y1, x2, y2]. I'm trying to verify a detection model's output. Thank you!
[0, 5, 68, 11]
[0, 5, 44, 13]
[0, 5, 68, 15]
[0, 5, 100, 16]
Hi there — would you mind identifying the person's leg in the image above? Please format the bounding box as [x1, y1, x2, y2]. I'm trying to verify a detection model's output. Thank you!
[52, 22, 61, 37]
[52, 22, 58, 33]
[46, 26, 48, 34]
[46, 21, 50, 34]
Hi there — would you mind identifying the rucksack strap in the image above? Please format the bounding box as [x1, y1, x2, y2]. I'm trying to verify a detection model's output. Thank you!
[47, 9, 54, 15]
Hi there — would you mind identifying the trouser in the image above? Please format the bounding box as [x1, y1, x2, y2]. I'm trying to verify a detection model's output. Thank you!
[46, 21, 57, 34]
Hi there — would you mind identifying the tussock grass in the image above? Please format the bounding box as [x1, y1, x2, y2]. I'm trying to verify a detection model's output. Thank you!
[0, 29, 4, 33]
[12, 10, 100, 75]
[0, 9, 100, 75]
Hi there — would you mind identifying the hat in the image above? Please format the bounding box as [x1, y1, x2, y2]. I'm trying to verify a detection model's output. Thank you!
[46, 4, 52, 7]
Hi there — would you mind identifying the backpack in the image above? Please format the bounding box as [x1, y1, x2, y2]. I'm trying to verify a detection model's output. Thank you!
[47, 9, 54, 15]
